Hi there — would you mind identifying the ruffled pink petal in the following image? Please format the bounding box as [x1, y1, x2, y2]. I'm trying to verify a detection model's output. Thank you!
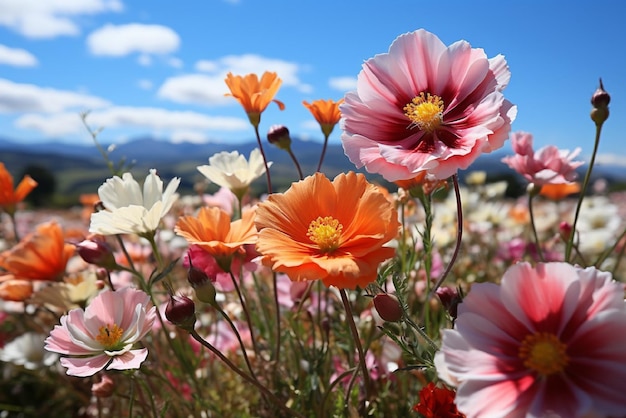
[45, 321, 98, 355]
[499, 262, 579, 333]
[526, 376, 593, 418]
[106, 348, 148, 371]
[60, 354, 111, 377]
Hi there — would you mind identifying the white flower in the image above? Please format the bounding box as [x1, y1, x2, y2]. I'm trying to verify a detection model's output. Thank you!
[0, 332, 58, 370]
[89, 169, 180, 236]
[197, 149, 271, 194]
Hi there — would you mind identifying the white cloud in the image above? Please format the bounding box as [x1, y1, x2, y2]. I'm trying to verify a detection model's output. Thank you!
[157, 74, 231, 106]
[160, 54, 311, 106]
[15, 106, 249, 137]
[594, 153, 626, 168]
[168, 57, 183, 69]
[137, 54, 152, 66]
[137, 79, 153, 90]
[0, 78, 110, 113]
[195, 60, 217, 72]
[0, 0, 123, 39]
[329, 76, 357, 91]
[0, 44, 38, 67]
[171, 130, 209, 144]
[87, 23, 181, 56]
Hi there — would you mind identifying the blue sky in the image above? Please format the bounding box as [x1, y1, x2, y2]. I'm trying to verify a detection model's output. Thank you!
[1, 0, 625, 166]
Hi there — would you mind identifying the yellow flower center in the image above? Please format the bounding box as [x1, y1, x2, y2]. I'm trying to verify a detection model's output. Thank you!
[403, 92, 444, 133]
[307, 216, 343, 253]
[95, 323, 125, 350]
[518, 332, 569, 376]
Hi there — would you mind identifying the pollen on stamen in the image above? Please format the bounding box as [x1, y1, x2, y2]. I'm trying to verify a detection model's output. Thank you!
[519, 332, 569, 376]
[96, 323, 124, 350]
[307, 216, 343, 253]
[404, 92, 444, 133]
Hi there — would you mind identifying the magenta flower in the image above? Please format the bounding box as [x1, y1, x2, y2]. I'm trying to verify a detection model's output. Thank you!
[437, 262, 626, 418]
[502, 131, 584, 186]
[45, 287, 157, 377]
[340, 29, 516, 181]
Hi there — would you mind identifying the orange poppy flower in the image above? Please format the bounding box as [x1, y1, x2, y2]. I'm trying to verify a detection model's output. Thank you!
[224, 72, 285, 128]
[0, 274, 34, 302]
[0, 221, 75, 284]
[175, 207, 257, 270]
[302, 99, 344, 137]
[255, 172, 400, 289]
[539, 182, 581, 200]
[0, 162, 38, 215]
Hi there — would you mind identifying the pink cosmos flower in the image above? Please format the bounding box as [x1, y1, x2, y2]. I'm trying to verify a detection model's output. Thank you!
[502, 132, 584, 186]
[340, 29, 516, 181]
[437, 262, 626, 418]
[44, 287, 157, 377]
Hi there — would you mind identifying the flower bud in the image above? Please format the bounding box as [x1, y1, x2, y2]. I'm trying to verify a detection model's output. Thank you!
[91, 374, 115, 398]
[187, 266, 217, 305]
[165, 295, 197, 331]
[373, 293, 403, 322]
[267, 124, 292, 150]
[76, 238, 117, 270]
[559, 221, 573, 241]
[590, 78, 610, 125]
[436, 287, 462, 319]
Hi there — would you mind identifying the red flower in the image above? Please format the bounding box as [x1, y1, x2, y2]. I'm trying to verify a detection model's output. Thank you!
[413, 382, 465, 418]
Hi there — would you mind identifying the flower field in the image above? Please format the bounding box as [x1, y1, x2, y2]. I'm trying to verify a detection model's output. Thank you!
[1, 29, 626, 418]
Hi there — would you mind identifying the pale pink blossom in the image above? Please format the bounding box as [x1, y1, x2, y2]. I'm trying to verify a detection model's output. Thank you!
[340, 29, 516, 181]
[437, 262, 626, 418]
[44, 287, 157, 377]
[502, 131, 584, 186]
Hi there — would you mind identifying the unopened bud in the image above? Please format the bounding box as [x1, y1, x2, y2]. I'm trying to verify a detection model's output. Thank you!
[267, 125, 292, 150]
[76, 239, 117, 270]
[165, 295, 197, 331]
[590, 78, 610, 125]
[559, 221, 573, 241]
[91, 374, 115, 398]
[373, 293, 403, 322]
[187, 266, 217, 305]
[436, 287, 462, 319]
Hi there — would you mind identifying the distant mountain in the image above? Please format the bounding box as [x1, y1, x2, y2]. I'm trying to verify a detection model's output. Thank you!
[1, 136, 625, 203]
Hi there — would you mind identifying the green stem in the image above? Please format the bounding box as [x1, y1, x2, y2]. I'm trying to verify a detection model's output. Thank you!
[287, 147, 304, 180]
[253, 125, 273, 194]
[528, 192, 545, 262]
[339, 289, 371, 404]
[229, 271, 260, 356]
[216, 305, 257, 378]
[190, 330, 305, 418]
[565, 122, 603, 261]
[428, 174, 463, 298]
[316, 133, 330, 172]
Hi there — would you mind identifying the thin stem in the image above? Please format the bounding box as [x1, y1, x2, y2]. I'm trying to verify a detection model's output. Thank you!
[216, 305, 257, 378]
[229, 271, 260, 356]
[8, 212, 20, 243]
[429, 174, 463, 297]
[253, 125, 273, 194]
[316, 133, 330, 172]
[287, 148, 304, 180]
[404, 316, 439, 352]
[528, 193, 545, 262]
[565, 122, 603, 261]
[272, 272, 281, 364]
[190, 330, 305, 418]
[339, 289, 371, 404]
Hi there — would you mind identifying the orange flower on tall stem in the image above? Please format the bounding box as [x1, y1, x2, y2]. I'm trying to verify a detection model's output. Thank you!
[225, 71, 285, 194]
[224, 71, 285, 128]
[0, 162, 37, 216]
[303, 99, 344, 172]
[174, 206, 257, 272]
[539, 182, 581, 200]
[0, 221, 75, 301]
[255, 172, 399, 289]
